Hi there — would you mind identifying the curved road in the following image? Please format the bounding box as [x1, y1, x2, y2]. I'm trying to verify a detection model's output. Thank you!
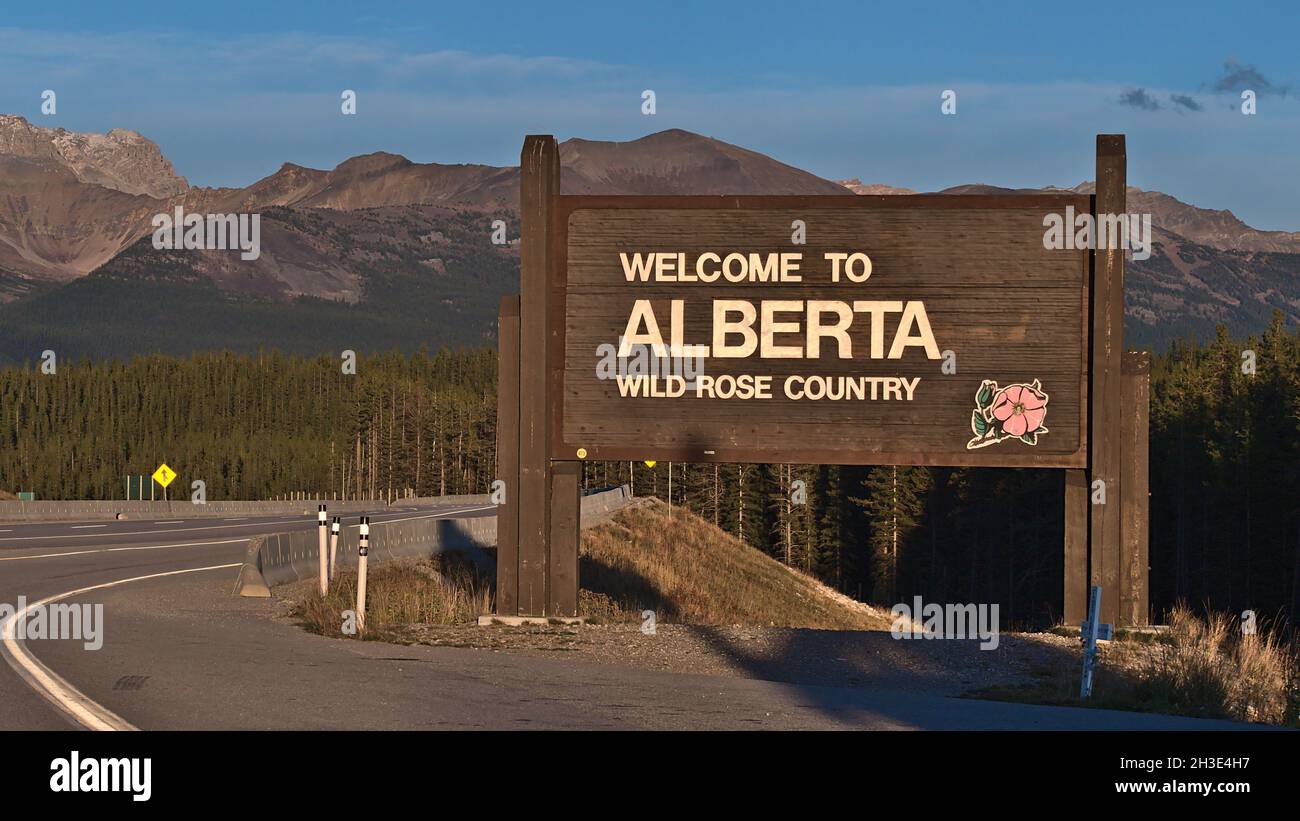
[0, 502, 492, 730]
[0, 504, 1264, 731]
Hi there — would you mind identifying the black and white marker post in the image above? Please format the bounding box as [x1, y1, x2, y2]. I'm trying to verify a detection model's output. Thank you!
[317, 505, 329, 596]
[1079, 585, 1113, 699]
[328, 515, 341, 581]
[356, 516, 370, 632]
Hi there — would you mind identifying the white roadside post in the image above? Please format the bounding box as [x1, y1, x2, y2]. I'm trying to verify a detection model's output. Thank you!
[356, 516, 370, 633]
[328, 516, 340, 581]
[1079, 585, 1113, 699]
[317, 505, 328, 596]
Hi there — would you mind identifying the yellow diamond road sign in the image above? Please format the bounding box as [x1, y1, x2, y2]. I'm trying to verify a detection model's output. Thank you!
[152, 464, 177, 488]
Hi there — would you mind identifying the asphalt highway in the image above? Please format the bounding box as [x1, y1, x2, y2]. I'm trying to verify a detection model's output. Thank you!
[0, 501, 493, 730]
[0, 502, 1264, 731]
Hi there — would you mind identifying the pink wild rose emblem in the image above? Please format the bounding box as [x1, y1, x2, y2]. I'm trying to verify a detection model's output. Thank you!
[966, 379, 1050, 449]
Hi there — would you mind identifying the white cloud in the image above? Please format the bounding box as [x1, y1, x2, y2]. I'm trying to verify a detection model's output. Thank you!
[0, 27, 621, 85]
[1, 27, 1295, 229]
[394, 50, 616, 78]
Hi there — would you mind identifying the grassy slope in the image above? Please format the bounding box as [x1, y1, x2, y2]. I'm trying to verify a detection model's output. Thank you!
[293, 497, 892, 637]
[580, 498, 892, 631]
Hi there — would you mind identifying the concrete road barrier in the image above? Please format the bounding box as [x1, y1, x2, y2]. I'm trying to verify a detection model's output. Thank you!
[577, 484, 631, 526]
[234, 485, 631, 597]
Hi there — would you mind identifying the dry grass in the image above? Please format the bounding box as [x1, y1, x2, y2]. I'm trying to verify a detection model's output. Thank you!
[1107, 607, 1299, 725]
[292, 553, 493, 641]
[978, 606, 1300, 726]
[579, 498, 892, 630]
[291, 497, 890, 639]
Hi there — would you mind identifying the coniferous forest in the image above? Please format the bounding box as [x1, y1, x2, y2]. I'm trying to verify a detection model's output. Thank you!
[0, 349, 498, 502]
[1, 314, 1297, 627]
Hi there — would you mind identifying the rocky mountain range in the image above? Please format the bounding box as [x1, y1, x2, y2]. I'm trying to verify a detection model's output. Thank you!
[0, 114, 188, 198]
[835, 179, 916, 196]
[0, 115, 1295, 360]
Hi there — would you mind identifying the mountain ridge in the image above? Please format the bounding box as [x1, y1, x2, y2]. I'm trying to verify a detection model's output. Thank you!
[0, 119, 1295, 360]
[0, 114, 187, 198]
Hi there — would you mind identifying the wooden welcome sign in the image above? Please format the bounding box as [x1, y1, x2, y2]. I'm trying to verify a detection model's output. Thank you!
[551, 195, 1089, 468]
[496, 134, 1146, 630]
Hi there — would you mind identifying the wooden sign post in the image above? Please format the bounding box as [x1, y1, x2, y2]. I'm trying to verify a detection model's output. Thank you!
[1066, 136, 1148, 628]
[1089, 135, 1126, 628]
[495, 133, 1149, 625]
[495, 295, 520, 616]
[1063, 469, 1089, 623]
[495, 136, 581, 618]
[1119, 350, 1151, 626]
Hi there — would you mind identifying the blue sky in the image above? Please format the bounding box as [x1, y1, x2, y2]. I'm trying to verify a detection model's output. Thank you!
[2, 1, 1298, 228]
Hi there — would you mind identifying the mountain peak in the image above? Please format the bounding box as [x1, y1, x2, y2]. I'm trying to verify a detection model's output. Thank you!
[333, 151, 412, 174]
[557, 128, 849, 196]
[837, 179, 916, 195]
[0, 113, 187, 198]
[275, 161, 325, 175]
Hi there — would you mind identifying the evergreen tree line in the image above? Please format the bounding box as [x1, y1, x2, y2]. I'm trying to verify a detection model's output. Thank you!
[1, 315, 1296, 624]
[0, 349, 497, 502]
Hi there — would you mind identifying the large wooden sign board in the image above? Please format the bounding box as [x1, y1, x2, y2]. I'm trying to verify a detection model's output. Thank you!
[498, 133, 1146, 627]
[550, 196, 1089, 468]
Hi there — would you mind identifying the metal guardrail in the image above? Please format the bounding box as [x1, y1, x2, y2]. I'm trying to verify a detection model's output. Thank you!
[0, 499, 393, 522]
[233, 485, 631, 597]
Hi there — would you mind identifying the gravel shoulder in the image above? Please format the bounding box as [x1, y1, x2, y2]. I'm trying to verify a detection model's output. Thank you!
[275, 586, 1083, 698]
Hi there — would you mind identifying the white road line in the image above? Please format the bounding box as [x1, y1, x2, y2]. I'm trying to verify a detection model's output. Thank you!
[0, 522, 283, 541]
[69, 525, 107, 529]
[0, 563, 241, 731]
[153, 520, 183, 524]
[0, 538, 246, 563]
[222, 518, 247, 521]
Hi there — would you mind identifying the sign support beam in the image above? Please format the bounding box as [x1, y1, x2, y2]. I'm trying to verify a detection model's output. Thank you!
[1119, 351, 1150, 627]
[1090, 135, 1126, 628]
[548, 460, 580, 616]
[495, 295, 521, 616]
[1064, 469, 1088, 623]
[518, 134, 560, 616]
